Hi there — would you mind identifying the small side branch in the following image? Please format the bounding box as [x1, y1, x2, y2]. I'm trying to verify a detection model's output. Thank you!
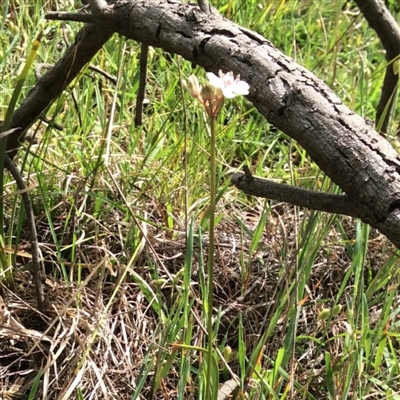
[135, 44, 149, 127]
[4, 155, 46, 314]
[231, 167, 360, 218]
[45, 11, 94, 23]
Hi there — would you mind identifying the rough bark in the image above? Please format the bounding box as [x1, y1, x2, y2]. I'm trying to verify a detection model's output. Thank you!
[100, 0, 400, 246]
[8, 0, 400, 247]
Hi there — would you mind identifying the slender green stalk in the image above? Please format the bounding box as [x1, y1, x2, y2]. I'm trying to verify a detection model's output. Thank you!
[206, 115, 217, 400]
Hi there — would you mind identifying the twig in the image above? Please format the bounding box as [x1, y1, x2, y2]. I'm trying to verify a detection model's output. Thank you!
[40, 116, 64, 131]
[0, 128, 20, 140]
[231, 166, 360, 218]
[87, 64, 117, 84]
[135, 44, 149, 127]
[36, 62, 116, 85]
[217, 379, 238, 400]
[4, 154, 46, 314]
[45, 11, 94, 23]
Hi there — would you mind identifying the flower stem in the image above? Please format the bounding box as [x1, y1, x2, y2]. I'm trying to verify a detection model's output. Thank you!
[206, 115, 217, 399]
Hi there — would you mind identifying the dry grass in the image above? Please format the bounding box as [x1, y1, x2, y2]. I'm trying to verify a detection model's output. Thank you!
[1, 193, 395, 399]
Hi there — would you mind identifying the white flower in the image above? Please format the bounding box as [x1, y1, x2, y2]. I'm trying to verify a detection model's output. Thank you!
[182, 70, 249, 117]
[206, 70, 250, 98]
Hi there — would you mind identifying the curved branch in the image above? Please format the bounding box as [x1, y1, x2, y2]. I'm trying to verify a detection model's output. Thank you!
[4, 155, 46, 314]
[7, 22, 113, 156]
[231, 167, 359, 218]
[103, 0, 400, 246]
[354, 0, 400, 133]
[7, 0, 400, 247]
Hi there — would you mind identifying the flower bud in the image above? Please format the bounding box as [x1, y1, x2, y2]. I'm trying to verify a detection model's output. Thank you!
[183, 75, 201, 98]
[200, 83, 215, 101]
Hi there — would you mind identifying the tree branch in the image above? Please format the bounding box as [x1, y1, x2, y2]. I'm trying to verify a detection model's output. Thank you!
[6, 0, 400, 247]
[100, 0, 400, 244]
[45, 11, 94, 23]
[231, 167, 359, 218]
[7, 22, 113, 156]
[135, 44, 149, 127]
[354, 0, 400, 133]
[4, 155, 46, 314]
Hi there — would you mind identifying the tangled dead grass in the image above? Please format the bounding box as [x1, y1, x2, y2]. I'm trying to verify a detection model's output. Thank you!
[0, 194, 396, 399]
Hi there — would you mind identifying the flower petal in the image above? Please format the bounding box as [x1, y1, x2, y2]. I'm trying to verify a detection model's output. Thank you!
[232, 80, 250, 95]
[222, 88, 236, 99]
[207, 70, 249, 98]
[206, 72, 224, 89]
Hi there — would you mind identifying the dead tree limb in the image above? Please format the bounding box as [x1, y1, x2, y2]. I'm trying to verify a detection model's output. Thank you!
[354, 0, 400, 133]
[231, 167, 359, 218]
[6, 0, 400, 248]
[7, 22, 113, 156]
[4, 155, 46, 314]
[134, 44, 149, 127]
